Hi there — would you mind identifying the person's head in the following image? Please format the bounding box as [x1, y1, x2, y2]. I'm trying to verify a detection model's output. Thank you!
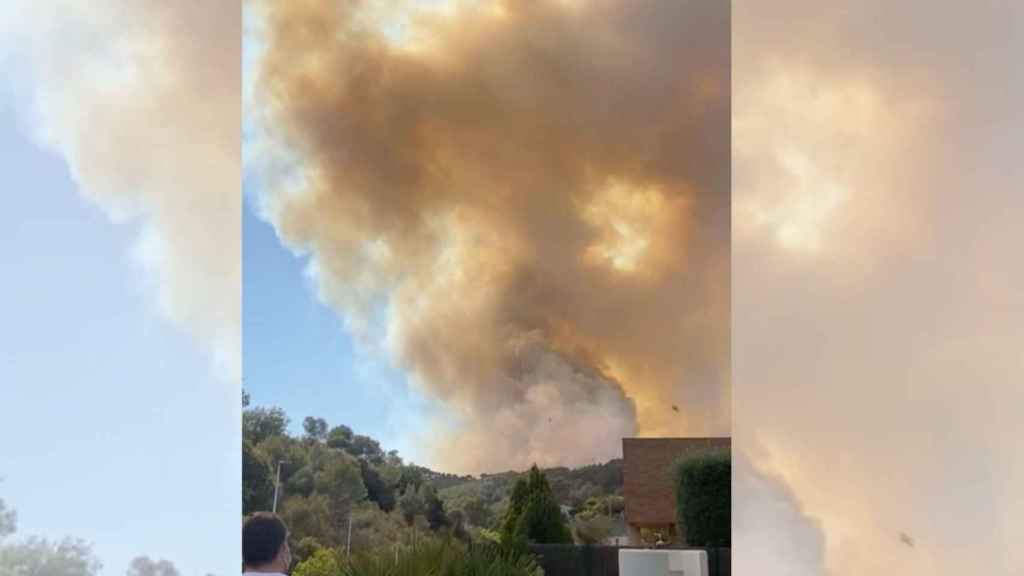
[242, 513, 291, 573]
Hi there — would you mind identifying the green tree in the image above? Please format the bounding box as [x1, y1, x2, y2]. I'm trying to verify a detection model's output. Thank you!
[280, 494, 334, 550]
[398, 488, 425, 525]
[396, 466, 424, 495]
[514, 493, 572, 544]
[305, 443, 335, 475]
[568, 482, 602, 509]
[460, 496, 491, 528]
[302, 417, 328, 443]
[325, 425, 353, 452]
[243, 440, 274, 513]
[286, 465, 317, 499]
[675, 451, 730, 547]
[420, 485, 448, 531]
[502, 466, 572, 544]
[501, 477, 530, 536]
[606, 495, 625, 514]
[386, 450, 403, 467]
[0, 537, 102, 576]
[359, 461, 396, 513]
[0, 498, 16, 539]
[243, 407, 289, 445]
[349, 435, 385, 464]
[347, 503, 408, 554]
[578, 494, 624, 518]
[315, 456, 368, 526]
[258, 435, 309, 486]
[0, 499, 102, 576]
[126, 556, 180, 576]
[447, 509, 469, 541]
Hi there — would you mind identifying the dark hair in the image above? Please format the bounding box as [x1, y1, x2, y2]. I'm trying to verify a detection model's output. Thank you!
[243, 512, 287, 567]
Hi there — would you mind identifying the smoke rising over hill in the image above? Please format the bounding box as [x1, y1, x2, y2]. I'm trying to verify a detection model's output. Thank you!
[249, 0, 730, 473]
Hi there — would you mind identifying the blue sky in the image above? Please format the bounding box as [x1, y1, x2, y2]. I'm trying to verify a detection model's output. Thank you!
[0, 7, 437, 576]
[242, 188, 438, 467]
[241, 3, 438, 468]
[0, 73, 238, 576]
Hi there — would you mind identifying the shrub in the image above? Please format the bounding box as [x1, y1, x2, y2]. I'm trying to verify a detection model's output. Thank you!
[292, 548, 342, 576]
[336, 539, 541, 576]
[573, 513, 612, 544]
[674, 451, 730, 547]
[293, 536, 326, 565]
[450, 541, 542, 576]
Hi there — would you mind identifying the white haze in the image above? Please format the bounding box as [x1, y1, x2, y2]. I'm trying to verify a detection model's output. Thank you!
[0, 0, 241, 382]
[733, 1, 1024, 574]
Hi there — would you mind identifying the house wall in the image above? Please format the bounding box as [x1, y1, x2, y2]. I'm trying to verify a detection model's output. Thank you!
[622, 437, 731, 542]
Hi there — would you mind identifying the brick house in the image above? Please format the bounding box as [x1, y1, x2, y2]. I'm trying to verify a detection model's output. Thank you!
[622, 437, 731, 545]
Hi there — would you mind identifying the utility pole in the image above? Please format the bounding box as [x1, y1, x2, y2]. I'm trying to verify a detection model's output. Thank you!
[271, 461, 284, 513]
[346, 510, 353, 557]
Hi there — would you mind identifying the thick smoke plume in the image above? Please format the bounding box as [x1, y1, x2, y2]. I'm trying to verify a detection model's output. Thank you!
[2, 0, 241, 382]
[733, 1, 1024, 574]
[250, 0, 730, 472]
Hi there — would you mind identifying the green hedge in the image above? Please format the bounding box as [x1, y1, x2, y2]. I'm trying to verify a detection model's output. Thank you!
[674, 451, 730, 547]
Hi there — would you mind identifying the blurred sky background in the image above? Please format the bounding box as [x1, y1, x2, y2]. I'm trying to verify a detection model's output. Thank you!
[0, 2, 240, 575]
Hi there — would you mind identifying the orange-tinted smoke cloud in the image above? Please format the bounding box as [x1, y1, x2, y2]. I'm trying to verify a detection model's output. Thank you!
[251, 0, 729, 473]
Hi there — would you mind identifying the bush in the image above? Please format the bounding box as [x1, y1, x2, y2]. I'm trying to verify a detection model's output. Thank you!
[293, 536, 326, 565]
[293, 548, 342, 576]
[573, 513, 612, 544]
[674, 451, 730, 547]
[452, 541, 541, 576]
[334, 539, 542, 576]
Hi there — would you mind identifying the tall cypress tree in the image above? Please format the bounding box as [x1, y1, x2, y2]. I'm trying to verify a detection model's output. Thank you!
[502, 474, 531, 536]
[501, 465, 572, 544]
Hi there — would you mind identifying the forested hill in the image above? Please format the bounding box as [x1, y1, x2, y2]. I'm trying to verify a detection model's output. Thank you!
[242, 398, 624, 560]
[438, 460, 623, 510]
[408, 459, 624, 501]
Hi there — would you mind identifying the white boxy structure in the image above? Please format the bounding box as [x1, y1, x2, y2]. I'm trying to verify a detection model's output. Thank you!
[618, 549, 709, 576]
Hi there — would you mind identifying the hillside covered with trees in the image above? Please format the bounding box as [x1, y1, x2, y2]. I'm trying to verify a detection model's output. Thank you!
[242, 395, 626, 561]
